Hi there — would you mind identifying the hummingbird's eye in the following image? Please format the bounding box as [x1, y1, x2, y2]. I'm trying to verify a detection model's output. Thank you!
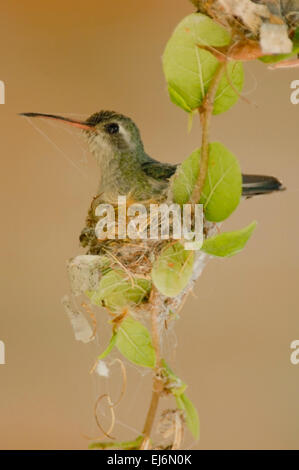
[105, 123, 119, 134]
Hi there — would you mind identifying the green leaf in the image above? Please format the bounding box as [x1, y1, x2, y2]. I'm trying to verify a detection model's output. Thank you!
[89, 435, 143, 450]
[98, 331, 118, 360]
[86, 269, 151, 312]
[176, 393, 199, 440]
[201, 221, 257, 257]
[116, 315, 156, 368]
[172, 148, 200, 204]
[152, 242, 194, 298]
[260, 27, 299, 64]
[163, 13, 244, 114]
[213, 61, 244, 115]
[172, 142, 242, 222]
[161, 359, 187, 396]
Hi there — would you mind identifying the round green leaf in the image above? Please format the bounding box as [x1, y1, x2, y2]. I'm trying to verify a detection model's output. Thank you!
[201, 221, 257, 257]
[172, 148, 200, 205]
[172, 142, 242, 222]
[163, 13, 244, 114]
[116, 316, 156, 368]
[87, 269, 151, 312]
[152, 242, 194, 298]
[213, 61, 244, 115]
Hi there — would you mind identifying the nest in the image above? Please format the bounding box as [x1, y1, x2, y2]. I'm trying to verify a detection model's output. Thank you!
[65, 191, 218, 338]
[190, 0, 298, 60]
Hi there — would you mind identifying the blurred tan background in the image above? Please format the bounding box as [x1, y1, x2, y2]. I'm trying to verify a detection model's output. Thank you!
[0, 0, 298, 450]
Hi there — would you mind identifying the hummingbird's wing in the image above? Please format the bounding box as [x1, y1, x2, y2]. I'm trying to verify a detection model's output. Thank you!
[141, 155, 177, 180]
[141, 155, 284, 196]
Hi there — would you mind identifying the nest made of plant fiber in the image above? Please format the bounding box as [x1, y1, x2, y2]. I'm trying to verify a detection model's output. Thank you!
[191, 0, 298, 30]
[189, 0, 298, 61]
[76, 193, 217, 321]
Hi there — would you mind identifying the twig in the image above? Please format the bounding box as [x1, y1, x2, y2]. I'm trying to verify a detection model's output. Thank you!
[189, 60, 227, 204]
[140, 61, 228, 449]
[140, 289, 164, 447]
[109, 358, 127, 408]
[94, 394, 116, 439]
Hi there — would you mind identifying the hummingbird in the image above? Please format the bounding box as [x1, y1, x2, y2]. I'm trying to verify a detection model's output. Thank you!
[20, 110, 284, 251]
[20, 110, 284, 199]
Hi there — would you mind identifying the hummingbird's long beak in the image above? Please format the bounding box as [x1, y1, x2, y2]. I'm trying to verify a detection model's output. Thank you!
[19, 112, 94, 131]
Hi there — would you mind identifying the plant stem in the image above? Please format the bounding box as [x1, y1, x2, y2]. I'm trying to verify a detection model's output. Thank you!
[141, 61, 227, 450]
[190, 61, 227, 204]
[140, 290, 163, 448]
[141, 385, 160, 447]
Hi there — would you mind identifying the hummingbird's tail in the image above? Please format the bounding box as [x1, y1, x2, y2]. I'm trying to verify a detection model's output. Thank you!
[242, 174, 285, 197]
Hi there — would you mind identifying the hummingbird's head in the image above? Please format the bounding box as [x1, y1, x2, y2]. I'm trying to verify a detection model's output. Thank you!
[83, 110, 144, 155]
[19, 110, 144, 159]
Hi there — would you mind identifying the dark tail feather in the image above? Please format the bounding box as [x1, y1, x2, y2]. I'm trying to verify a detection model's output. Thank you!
[242, 174, 285, 197]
